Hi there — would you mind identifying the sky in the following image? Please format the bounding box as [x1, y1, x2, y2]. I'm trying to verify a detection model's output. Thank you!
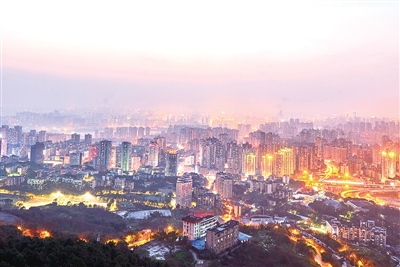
[1, 1, 399, 118]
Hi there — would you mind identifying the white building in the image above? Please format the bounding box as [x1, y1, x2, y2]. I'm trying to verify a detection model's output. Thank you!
[182, 215, 217, 240]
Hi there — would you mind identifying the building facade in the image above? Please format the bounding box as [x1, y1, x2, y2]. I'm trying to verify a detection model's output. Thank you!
[182, 215, 217, 240]
[206, 220, 239, 254]
[176, 175, 192, 208]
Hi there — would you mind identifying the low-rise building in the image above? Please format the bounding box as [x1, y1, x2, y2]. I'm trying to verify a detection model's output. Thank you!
[27, 177, 46, 190]
[197, 192, 217, 207]
[206, 220, 239, 254]
[182, 215, 218, 241]
[326, 219, 387, 247]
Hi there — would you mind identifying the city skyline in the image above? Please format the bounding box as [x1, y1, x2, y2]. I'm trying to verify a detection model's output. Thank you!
[1, 2, 400, 265]
[1, 1, 399, 118]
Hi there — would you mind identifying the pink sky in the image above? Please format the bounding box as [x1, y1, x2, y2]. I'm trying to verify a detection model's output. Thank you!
[1, 1, 399, 118]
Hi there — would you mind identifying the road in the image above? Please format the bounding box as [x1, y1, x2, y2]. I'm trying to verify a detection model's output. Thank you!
[300, 230, 352, 267]
[189, 250, 204, 266]
[392, 255, 400, 267]
[340, 188, 400, 209]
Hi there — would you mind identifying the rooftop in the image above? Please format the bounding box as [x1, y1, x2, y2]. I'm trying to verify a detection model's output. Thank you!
[182, 215, 203, 223]
[208, 220, 239, 233]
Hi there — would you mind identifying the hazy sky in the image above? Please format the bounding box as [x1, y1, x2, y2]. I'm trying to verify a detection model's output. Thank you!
[1, 1, 399, 118]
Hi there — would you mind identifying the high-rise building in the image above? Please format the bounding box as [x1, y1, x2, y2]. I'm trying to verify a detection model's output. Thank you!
[166, 150, 178, 176]
[226, 141, 241, 174]
[261, 154, 273, 177]
[243, 151, 256, 176]
[129, 127, 137, 139]
[30, 142, 45, 163]
[71, 133, 80, 143]
[148, 141, 159, 167]
[220, 178, 233, 199]
[131, 156, 141, 171]
[14, 126, 22, 145]
[104, 128, 114, 139]
[381, 151, 396, 181]
[98, 140, 111, 168]
[200, 138, 223, 170]
[249, 130, 266, 148]
[84, 134, 92, 145]
[155, 136, 166, 150]
[215, 173, 233, 199]
[28, 130, 37, 146]
[88, 144, 98, 161]
[6, 128, 18, 145]
[176, 175, 192, 208]
[145, 127, 151, 136]
[158, 149, 167, 167]
[38, 130, 47, 143]
[0, 125, 8, 140]
[274, 148, 295, 176]
[70, 152, 82, 165]
[121, 142, 131, 172]
[315, 137, 323, 158]
[109, 146, 117, 169]
[0, 138, 7, 156]
[137, 127, 145, 138]
[298, 145, 309, 171]
[116, 127, 129, 139]
[115, 146, 122, 168]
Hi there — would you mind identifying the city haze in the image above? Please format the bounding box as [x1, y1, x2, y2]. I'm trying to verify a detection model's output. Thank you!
[1, 1, 399, 118]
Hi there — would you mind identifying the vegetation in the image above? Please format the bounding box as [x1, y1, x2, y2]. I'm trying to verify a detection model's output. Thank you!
[7, 204, 126, 238]
[0, 225, 168, 267]
[218, 240, 319, 267]
[313, 233, 341, 250]
[341, 245, 392, 267]
[226, 224, 322, 267]
[308, 200, 352, 220]
[164, 250, 194, 267]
